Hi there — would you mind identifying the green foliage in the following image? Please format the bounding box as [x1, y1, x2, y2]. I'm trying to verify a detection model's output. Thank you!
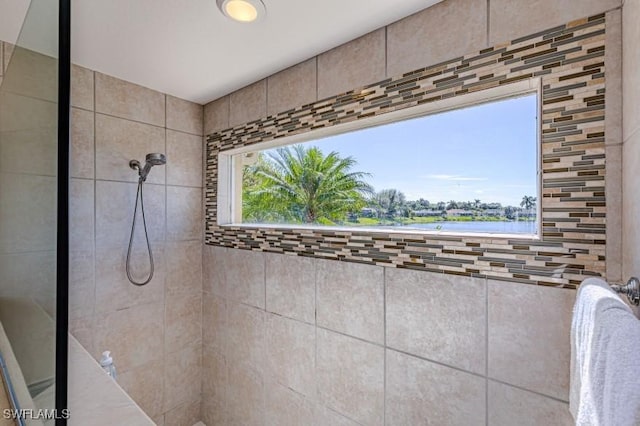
[242, 145, 372, 224]
[371, 189, 407, 221]
[520, 195, 537, 210]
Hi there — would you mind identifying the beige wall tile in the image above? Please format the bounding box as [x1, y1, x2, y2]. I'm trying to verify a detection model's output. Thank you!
[95, 72, 165, 127]
[0, 46, 57, 102]
[623, 0, 640, 140]
[265, 379, 314, 426]
[387, 0, 488, 77]
[203, 294, 227, 354]
[71, 64, 94, 111]
[316, 259, 384, 344]
[93, 302, 164, 373]
[317, 328, 384, 426]
[204, 96, 229, 136]
[151, 415, 164, 426]
[623, 130, 640, 277]
[71, 108, 95, 179]
[164, 343, 202, 412]
[606, 143, 623, 282]
[95, 114, 166, 185]
[265, 253, 315, 324]
[386, 349, 486, 426]
[118, 359, 164, 418]
[166, 130, 203, 187]
[0, 251, 56, 313]
[224, 248, 265, 308]
[226, 363, 264, 426]
[386, 269, 486, 374]
[227, 301, 265, 370]
[203, 245, 227, 297]
[488, 381, 573, 426]
[165, 291, 202, 351]
[0, 173, 56, 254]
[166, 95, 203, 136]
[313, 405, 361, 426]
[265, 313, 315, 397]
[267, 58, 317, 115]
[166, 240, 202, 296]
[94, 244, 165, 313]
[0, 127, 57, 175]
[317, 29, 386, 100]
[163, 399, 202, 426]
[167, 186, 202, 241]
[201, 397, 227, 426]
[490, 0, 620, 45]
[229, 79, 267, 127]
[95, 180, 165, 249]
[69, 178, 95, 251]
[202, 349, 227, 403]
[0, 92, 57, 132]
[488, 280, 575, 400]
[69, 249, 95, 321]
[69, 315, 96, 356]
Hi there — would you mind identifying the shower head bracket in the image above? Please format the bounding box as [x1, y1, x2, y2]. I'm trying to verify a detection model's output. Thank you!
[129, 159, 141, 171]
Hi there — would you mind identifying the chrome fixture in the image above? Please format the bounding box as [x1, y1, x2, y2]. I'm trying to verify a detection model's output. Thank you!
[612, 277, 640, 306]
[129, 153, 166, 183]
[216, 0, 266, 23]
[126, 153, 166, 286]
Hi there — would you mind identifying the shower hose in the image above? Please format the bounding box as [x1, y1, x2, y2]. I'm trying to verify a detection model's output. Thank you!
[125, 179, 154, 286]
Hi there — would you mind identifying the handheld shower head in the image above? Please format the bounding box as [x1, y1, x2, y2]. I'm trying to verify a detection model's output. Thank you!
[145, 153, 167, 166]
[129, 153, 166, 182]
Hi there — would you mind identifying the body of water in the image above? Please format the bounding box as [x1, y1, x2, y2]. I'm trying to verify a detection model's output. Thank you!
[400, 221, 538, 234]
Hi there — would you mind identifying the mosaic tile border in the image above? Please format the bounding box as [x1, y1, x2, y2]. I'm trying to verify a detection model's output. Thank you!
[205, 14, 609, 289]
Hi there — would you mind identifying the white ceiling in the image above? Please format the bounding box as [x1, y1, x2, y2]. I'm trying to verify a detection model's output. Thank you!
[2, 0, 442, 104]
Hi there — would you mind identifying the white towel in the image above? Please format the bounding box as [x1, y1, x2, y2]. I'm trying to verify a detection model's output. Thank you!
[570, 277, 640, 425]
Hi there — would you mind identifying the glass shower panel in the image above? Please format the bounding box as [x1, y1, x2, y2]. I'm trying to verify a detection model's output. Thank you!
[0, 0, 60, 420]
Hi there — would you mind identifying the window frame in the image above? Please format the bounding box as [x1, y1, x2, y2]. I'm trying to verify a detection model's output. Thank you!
[217, 78, 542, 239]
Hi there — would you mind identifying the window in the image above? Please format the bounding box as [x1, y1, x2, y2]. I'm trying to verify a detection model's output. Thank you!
[221, 84, 540, 236]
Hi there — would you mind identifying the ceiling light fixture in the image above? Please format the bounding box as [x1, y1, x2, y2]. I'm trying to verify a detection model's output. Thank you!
[216, 0, 266, 23]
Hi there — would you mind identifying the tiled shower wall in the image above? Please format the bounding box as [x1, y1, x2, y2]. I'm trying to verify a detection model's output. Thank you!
[203, 247, 576, 425]
[202, 0, 623, 424]
[68, 67, 204, 425]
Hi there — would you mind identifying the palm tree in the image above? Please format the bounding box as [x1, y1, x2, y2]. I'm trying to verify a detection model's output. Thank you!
[242, 145, 372, 224]
[520, 195, 537, 211]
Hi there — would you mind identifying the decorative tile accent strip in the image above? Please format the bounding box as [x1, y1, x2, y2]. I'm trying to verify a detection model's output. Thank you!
[205, 14, 609, 289]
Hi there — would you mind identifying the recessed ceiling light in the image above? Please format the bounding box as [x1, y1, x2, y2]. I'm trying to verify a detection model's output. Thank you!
[216, 0, 266, 23]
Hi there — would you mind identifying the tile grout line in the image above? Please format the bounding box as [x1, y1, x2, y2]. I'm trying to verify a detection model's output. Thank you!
[487, 377, 571, 404]
[162, 93, 168, 419]
[92, 69, 98, 355]
[384, 26, 388, 78]
[485, 277, 489, 425]
[314, 255, 319, 412]
[382, 267, 387, 426]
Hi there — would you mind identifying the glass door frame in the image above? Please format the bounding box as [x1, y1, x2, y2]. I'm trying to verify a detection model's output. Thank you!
[55, 0, 70, 424]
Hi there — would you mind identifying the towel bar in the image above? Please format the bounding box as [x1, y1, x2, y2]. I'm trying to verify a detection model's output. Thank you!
[611, 277, 640, 306]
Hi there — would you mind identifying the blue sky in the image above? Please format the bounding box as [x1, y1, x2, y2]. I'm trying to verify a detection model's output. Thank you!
[264, 94, 538, 207]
